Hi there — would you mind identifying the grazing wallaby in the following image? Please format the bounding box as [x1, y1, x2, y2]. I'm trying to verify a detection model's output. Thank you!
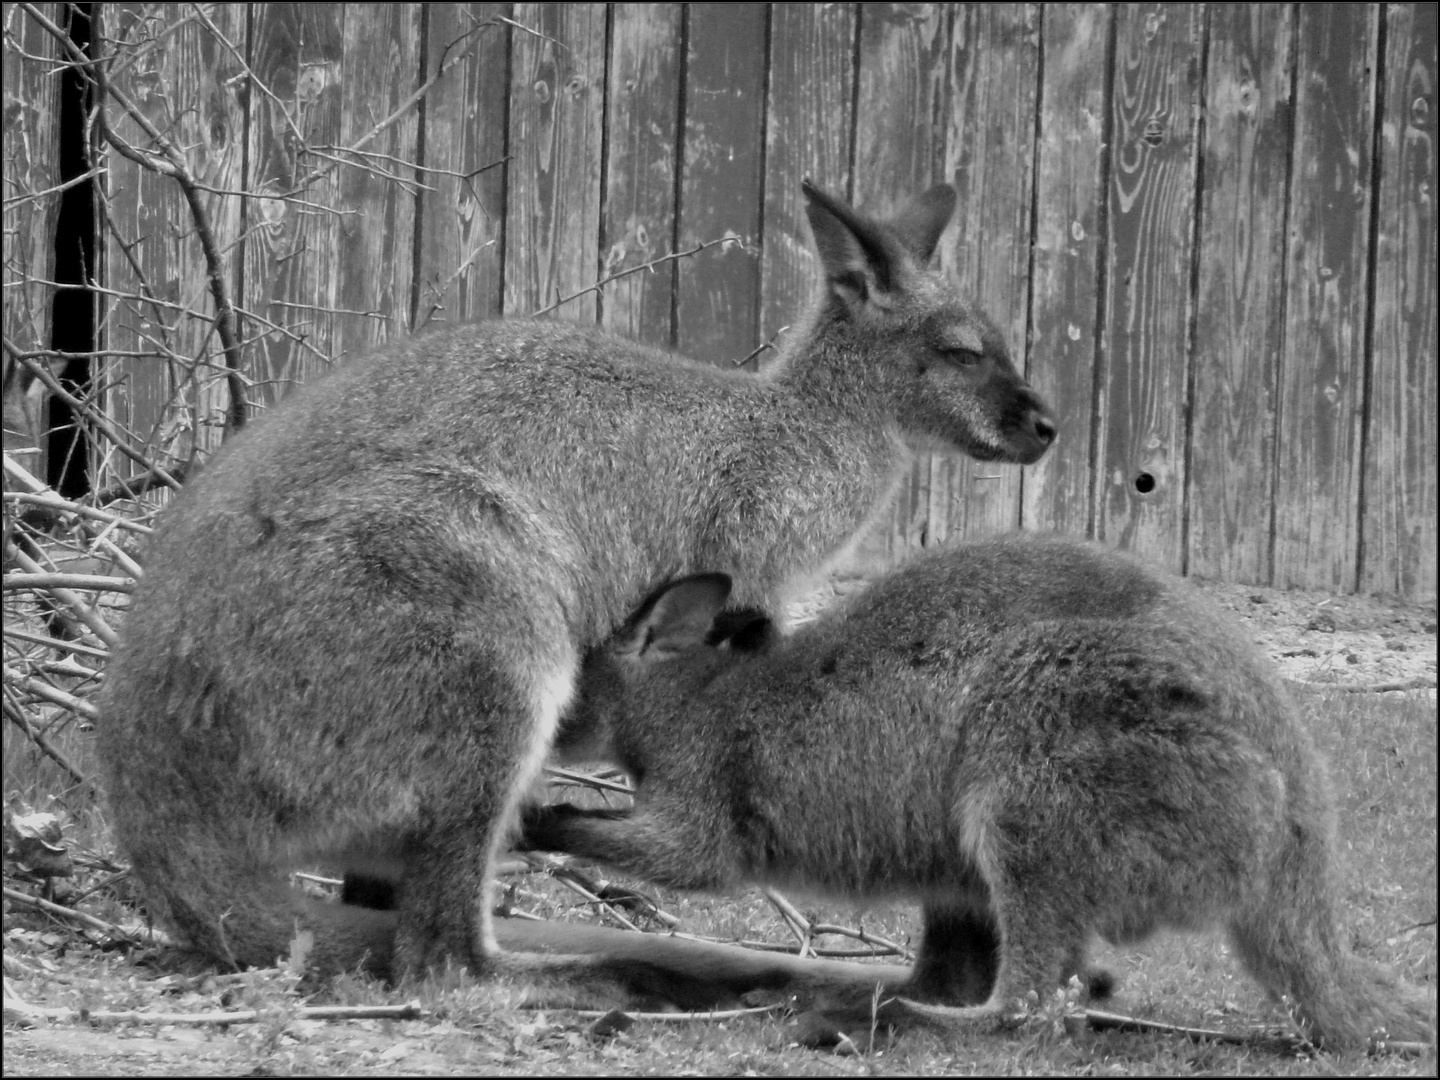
[525, 535, 1434, 1051]
[97, 181, 1056, 991]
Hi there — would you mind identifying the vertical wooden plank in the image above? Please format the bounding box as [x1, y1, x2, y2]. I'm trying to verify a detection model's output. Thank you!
[415, 3, 511, 331]
[851, 3, 951, 563]
[244, 4, 421, 405]
[328, 4, 422, 359]
[601, 3, 683, 347]
[759, 3, 857, 352]
[1363, 2, 1437, 600]
[1095, 3, 1204, 572]
[1274, 4, 1379, 592]
[675, 3, 767, 366]
[1187, 4, 1293, 585]
[504, 2, 606, 322]
[2, 2, 62, 478]
[937, 3, 1042, 543]
[101, 3, 247, 470]
[1024, 3, 1110, 538]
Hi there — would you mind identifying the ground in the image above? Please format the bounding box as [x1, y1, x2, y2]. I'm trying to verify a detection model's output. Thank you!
[3, 574, 1436, 1076]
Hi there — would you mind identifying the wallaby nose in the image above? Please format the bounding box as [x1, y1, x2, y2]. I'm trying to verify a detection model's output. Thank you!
[1031, 407, 1057, 447]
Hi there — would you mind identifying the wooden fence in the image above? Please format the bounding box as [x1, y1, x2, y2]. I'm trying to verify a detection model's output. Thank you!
[3, 3, 1436, 599]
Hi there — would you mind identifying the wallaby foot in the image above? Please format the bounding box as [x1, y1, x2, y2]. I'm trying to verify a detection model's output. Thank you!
[907, 902, 1116, 1007]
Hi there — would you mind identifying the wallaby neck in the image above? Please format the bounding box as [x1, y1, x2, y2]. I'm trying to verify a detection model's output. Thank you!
[764, 309, 896, 418]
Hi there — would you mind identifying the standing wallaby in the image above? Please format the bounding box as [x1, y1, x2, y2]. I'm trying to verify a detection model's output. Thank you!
[97, 181, 1055, 990]
[525, 535, 1433, 1051]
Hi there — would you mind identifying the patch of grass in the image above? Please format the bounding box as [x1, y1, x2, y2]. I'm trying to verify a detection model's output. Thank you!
[4, 690, 1434, 1075]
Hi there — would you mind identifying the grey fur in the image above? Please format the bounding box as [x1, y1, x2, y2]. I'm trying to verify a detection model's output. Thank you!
[531, 535, 1433, 1050]
[97, 181, 1055, 985]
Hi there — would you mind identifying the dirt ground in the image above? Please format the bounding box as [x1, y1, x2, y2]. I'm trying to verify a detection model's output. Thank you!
[3, 575, 1436, 1076]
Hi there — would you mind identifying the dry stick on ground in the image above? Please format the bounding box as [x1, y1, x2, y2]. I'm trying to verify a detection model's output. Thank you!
[2, 886, 135, 942]
[5, 547, 117, 646]
[5, 674, 100, 723]
[2, 991, 425, 1028]
[1337, 678, 1438, 694]
[3, 456, 148, 578]
[3, 573, 133, 594]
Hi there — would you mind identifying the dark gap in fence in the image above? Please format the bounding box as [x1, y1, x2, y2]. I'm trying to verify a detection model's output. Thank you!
[47, 1, 95, 499]
[1268, 4, 1303, 590]
[236, 2, 255, 423]
[1355, 4, 1390, 595]
[594, 3, 615, 330]
[1019, 6, 1048, 530]
[1179, 6, 1215, 579]
[667, 3, 691, 353]
[1085, 5, 1120, 542]
[844, 3, 862, 206]
[752, 3, 774, 368]
[408, 2, 431, 334]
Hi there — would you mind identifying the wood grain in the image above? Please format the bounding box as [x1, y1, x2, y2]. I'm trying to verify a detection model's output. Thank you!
[328, 3, 421, 360]
[100, 2, 247, 469]
[851, 2, 951, 565]
[503, 2, 606, 323]
[415, 3, 511, 331]
[601, 3, 683, 348]
[675, 3, 768, 367]
[938, 3, 1042, 543]
[1187, 4, 1294, 586]
[2, 2, 62, 480]
[759, 2, 857, 353]
[1362, 2, 1437, 600]
[1095, 2, 1204, 573]
[1273, 3, 1379, 591]
[1023, 3, 1111, 539]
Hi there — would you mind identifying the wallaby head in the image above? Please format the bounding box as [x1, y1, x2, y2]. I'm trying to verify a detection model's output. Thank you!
[790, 181, 1055, 465]
[552, 573, 755, 775]
[530, 538, 1433, 1052]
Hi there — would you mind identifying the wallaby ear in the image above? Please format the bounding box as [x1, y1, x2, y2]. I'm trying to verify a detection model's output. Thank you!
[802, 179, 901, 310]
[886, 183, 956, 264]
[615, 574, 732, 661]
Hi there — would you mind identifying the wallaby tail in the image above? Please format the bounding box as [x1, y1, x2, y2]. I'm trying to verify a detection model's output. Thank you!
[121, 822, 396, 979]
[1227, 816, 1434, 1050]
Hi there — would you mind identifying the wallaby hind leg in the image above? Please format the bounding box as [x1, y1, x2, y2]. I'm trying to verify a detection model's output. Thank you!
[906, 900, 1116, 1007]
[907, 901, 998, 1004]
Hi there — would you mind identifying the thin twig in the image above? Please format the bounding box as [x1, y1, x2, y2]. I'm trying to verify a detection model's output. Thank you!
[3, 346, 182, 491]
[3, 886, 131, 940]
[7, 547, 118, 646]
[4, 672, 102, 722]
[4, 573, 134, 594]
[531, 237, 739, 318]
[3, 628, 110, 660]
[1, 695, 88, 786]
[3, 490, 155, 537]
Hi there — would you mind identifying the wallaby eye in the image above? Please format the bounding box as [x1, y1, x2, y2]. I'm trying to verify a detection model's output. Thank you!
[940, 347, 982, 367]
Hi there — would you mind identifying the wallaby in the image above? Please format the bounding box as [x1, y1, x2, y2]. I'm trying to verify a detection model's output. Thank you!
[97, 181, 1055, 993]
[524, 534, 1434, 1051]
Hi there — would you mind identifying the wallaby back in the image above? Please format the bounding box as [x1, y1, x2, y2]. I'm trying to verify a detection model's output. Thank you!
[98, 181, 1055, 988]
[534, 535, 1433, 1051]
